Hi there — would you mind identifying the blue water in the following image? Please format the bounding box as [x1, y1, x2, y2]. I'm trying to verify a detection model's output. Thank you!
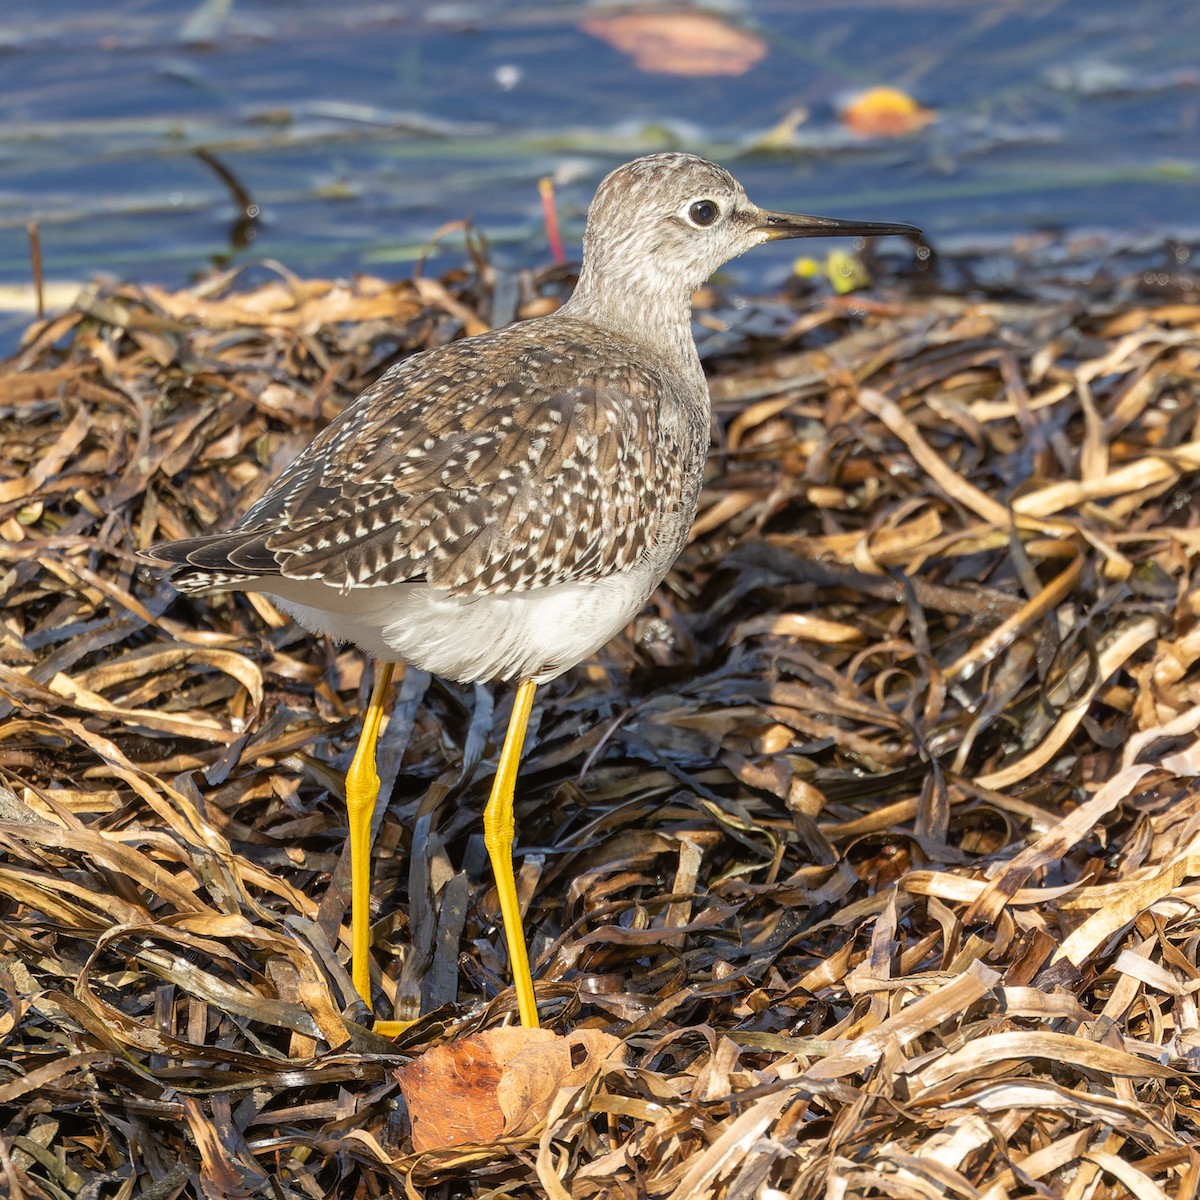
[1, 0, 1196, 314]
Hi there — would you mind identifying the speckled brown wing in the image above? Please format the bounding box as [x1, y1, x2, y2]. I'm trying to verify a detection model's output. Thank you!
[147, 318, 695, 597]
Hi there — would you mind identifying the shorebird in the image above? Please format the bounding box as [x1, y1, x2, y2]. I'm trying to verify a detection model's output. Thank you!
[143, 153, 919, 1032]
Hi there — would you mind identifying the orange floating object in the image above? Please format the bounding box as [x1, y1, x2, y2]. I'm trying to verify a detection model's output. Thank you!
[842, 86, 935, 138]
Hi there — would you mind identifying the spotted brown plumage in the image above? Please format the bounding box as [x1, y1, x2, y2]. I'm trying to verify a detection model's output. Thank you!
[154, 319, 707, 603]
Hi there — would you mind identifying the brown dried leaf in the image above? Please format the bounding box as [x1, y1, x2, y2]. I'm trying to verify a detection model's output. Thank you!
[397, 1027, 624, 1151]
[581, 12, 767, 77]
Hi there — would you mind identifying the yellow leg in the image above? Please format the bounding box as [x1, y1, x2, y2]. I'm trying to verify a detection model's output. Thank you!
[483, 679, 540, 1028]
[344, 660, 395, 1010]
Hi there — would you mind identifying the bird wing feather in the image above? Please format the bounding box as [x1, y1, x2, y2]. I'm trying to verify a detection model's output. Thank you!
[145, 319, 691, 597]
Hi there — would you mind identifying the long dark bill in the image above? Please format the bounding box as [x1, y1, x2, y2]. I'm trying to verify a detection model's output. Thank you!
[758, 210, 922, 241]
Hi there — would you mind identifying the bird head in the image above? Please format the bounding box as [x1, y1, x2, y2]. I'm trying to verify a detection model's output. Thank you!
[575, 152, 920, 305]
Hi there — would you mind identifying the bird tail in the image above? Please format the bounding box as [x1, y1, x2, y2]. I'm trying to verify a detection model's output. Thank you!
[139, 531, 279, 593]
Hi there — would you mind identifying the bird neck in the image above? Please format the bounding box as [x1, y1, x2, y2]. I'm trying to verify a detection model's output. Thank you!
[561, 260, 703, 374]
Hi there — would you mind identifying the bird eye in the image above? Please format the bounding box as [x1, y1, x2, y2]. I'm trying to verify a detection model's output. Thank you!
[687, 199, 720, 227]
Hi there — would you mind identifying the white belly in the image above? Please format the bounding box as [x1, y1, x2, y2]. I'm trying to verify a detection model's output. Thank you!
[262, 566, 659, 684]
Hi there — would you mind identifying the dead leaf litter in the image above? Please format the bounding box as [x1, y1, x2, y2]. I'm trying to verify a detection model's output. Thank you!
[1, 253, 1200, 1197]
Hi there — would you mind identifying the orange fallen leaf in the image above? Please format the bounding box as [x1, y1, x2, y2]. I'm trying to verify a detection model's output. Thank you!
[582, 12, 767, 77]
[841, 86, 934, 137]
[397, 1027, 624, 1151]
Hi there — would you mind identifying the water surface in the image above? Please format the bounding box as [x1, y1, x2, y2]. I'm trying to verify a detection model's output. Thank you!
[1, 0, 1196, 329]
